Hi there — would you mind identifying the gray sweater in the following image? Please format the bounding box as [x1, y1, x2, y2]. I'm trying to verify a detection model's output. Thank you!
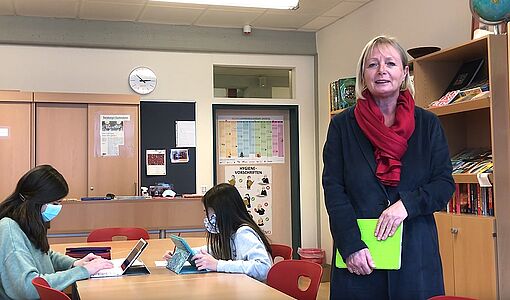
[0, 217, 89, 300]
[203, 225, 272, 281]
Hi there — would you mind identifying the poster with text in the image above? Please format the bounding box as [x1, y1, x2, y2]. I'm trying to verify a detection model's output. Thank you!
[218, 116, 284, 165]
[146, 149, 166, 175]
[100, 115, 129, 156]
[225, 165, 272, 235]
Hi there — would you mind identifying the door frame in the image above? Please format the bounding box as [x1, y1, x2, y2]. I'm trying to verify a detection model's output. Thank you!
[212, 104, 301, 254]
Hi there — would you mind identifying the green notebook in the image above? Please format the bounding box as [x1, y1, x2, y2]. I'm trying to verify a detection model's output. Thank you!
[335, 219, 403, 270]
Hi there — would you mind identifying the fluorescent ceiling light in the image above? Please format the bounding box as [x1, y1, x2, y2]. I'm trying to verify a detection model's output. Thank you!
[150, 0, 299, 10]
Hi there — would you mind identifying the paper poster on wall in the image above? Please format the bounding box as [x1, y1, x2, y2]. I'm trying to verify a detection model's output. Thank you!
[176, 121, 196, 147]
[146, 149, 166, 175]
[225, 165, 272, 235]
[170, 148, 189, 163]
[0, 127, 8, 138]
[218, 116, 284, 165]
[100, 115, 130, 156]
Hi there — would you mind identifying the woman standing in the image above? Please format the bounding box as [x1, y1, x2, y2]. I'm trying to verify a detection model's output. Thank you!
[323, 36, 455, 299]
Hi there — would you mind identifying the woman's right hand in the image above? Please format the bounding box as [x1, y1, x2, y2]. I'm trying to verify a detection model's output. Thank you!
[83, 258, 114, 276]
[346, 248, 376, 276]
[163, 250, 173, 260]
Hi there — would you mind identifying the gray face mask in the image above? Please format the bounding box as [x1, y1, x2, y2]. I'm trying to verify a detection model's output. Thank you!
[204, 213, 219, 234]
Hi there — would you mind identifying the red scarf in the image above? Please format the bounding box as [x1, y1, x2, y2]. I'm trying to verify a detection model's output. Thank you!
[354, 90, 415, 186]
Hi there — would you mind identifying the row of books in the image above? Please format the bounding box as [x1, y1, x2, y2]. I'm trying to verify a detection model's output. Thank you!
[451, 148, 492, 174]
[329, 77, 356, 111]
[446, 183, 494, 216]
[429, 57, 488, 108]
[429, 79, 489, 108]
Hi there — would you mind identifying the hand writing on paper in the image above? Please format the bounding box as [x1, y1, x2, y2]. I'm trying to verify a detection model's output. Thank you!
[346, 248, 375, 275]
[375, 200, 407, 241]
[193, 249, 218, 271]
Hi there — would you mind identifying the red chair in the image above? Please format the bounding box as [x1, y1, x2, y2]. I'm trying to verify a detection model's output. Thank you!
[270, 243, 293, 261]
[87, 227, 150, 242]
[32, 277, 71, 300]
[429, 296, 477, 300]
[267, 260, 323, 300]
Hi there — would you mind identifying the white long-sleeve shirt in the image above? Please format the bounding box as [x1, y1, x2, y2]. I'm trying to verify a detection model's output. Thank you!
[196, 225, 272, 282]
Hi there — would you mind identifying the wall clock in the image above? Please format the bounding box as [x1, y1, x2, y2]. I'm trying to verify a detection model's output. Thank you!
[129, 67, 157, 95]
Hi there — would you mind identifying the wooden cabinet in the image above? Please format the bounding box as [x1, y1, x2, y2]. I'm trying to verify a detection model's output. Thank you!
[48, 197, 205, 244]
[34, 92, 140, 198]
[414, 35, 509, 299]
[435, 212, 497, 299]
[0, 91, 33, 200]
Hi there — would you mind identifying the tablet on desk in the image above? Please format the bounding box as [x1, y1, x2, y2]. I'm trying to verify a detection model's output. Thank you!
[91, 238, 150, 278]
[167, 235, 208, 274]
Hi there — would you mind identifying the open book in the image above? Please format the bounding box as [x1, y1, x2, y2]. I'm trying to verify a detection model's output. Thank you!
[335, 219, 403, 270]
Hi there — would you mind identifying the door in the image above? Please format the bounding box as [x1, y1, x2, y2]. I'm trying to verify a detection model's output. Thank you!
[214, 107, 293, 246]
[88, 104, 139, 196]
[0, 92, 32, 200]
[36, 103, 88, 199]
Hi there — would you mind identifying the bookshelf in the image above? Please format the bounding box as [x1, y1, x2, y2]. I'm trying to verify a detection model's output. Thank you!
[328, 76, 356, 116]
[413, 35, 508, 299]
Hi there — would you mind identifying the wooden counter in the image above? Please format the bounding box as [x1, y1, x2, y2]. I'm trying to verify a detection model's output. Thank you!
[48, 197, 205, 243]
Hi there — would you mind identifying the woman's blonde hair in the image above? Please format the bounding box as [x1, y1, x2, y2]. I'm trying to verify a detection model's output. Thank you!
[355, 35, 414, 99]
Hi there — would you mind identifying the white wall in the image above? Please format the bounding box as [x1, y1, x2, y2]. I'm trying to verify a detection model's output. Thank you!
[316, 0, 473, 261]
[0, 45, 317, 247]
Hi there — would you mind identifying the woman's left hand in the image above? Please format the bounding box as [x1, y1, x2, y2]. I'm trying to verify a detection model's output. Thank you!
[375, 200, 408, 241]
[192, 249, 218, 271]
[73, 253, 102, 267]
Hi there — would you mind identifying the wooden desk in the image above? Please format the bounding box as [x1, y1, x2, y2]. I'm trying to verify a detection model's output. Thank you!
[51, 239, 292, 300]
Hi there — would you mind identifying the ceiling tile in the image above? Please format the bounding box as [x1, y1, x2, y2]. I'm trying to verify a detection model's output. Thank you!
[295, 0, 345, 14]
[323, 1, 364, 17]
[139, 5, 203, 25]
[15, 0, 78, 18]
[4, 0, 374, 32]
[194, 8, 262, 28]
[84, 0, 146, 3]
[300, 15, 338, 31]
[0, 0, 14, 15]
[79, 1, 143, 21]
[252, 10, 316, 30]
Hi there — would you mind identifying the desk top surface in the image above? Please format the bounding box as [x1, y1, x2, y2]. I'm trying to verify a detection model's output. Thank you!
[51, 238, 291, 300]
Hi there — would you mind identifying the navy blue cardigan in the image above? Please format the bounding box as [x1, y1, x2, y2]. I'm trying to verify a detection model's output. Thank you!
[323, 106, 455, 299]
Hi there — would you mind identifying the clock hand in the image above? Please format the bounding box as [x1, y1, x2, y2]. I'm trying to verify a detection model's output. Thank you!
[136, 75, 146, 83]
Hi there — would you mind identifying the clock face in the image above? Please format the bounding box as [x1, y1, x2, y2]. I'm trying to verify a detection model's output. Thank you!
[129, 67, 157, 95]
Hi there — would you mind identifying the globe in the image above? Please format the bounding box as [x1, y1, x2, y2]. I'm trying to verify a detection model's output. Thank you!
[470, 0, 510, 25]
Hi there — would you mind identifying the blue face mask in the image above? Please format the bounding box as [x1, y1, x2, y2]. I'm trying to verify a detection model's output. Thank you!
[204, 213, 219, 234]
[41, 204, 62, 222]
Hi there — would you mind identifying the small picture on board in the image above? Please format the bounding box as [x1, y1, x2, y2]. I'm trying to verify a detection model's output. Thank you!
[170, 149, 189, 163]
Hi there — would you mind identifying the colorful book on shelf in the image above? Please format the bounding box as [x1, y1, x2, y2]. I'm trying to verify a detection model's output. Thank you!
[429, 90, 461, 107]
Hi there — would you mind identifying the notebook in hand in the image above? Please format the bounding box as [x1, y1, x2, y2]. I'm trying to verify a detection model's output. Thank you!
[166, 235, 208, 274]
[335, 219, 403, 270]
[90, 238, 150, 278]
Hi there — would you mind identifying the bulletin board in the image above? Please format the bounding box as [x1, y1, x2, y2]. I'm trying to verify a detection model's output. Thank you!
[140, 101, 196, 194]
